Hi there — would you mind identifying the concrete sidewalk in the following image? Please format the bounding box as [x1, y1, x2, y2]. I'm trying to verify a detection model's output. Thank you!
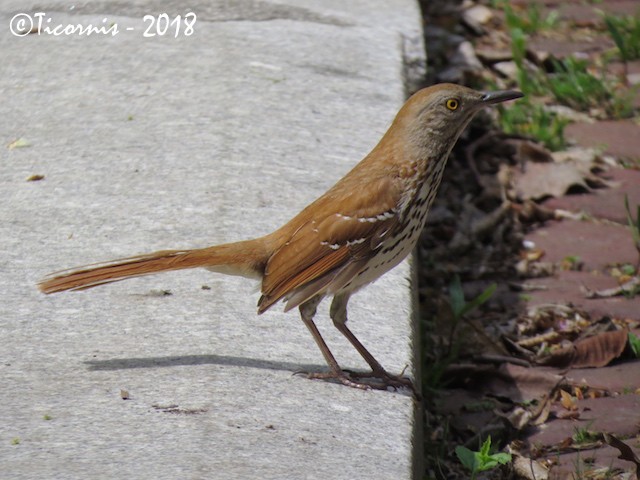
[0, 1, 425, 478]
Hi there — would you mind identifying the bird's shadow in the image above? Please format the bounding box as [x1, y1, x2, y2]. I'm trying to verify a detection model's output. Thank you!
[84, 355, 417, 397]
[84, 354, 325, 374]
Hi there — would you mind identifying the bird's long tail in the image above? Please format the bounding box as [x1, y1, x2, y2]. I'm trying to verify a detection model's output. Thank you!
[38, 238, 268, 294]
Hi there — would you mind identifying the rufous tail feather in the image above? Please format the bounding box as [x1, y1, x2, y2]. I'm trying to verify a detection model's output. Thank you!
[38, 238, 268, 294]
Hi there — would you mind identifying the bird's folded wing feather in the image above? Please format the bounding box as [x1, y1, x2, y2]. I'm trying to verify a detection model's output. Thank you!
[257, 176, 402, 312]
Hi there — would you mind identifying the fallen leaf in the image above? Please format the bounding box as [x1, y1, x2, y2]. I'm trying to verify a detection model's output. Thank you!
[512, 454, 549, 480]
[490, 363, 565, 403]
[530, 394, 552, 426]
[573, 329, 630, 368]
[513, 162, 591, 201]
[574, 386, 583, 400]
[8, 137, 31, 149]
[26, 174, 45, 182]
[539, 329, 629, 368]
[559, 390, 577, 411]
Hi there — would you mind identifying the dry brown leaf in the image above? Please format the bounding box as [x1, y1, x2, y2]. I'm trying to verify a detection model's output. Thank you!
[539, 329, 629, 368]
[574, 386, 583, 400]
[493, 364, 564, 403]
[530, 394, 553, 426]
[559, 390, 577, 411]
[512, 454, 549, 480]
[568, 329, 629, 368]
[513, 162, 591, 201]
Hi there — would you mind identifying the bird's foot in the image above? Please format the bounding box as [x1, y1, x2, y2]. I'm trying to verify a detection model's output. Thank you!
[294, 369, 373, 390]
[295, 367, 418, 396]
[348, 368, 418, 397]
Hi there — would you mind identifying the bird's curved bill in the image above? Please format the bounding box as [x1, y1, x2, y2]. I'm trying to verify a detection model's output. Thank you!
[481, 90, 524, 105]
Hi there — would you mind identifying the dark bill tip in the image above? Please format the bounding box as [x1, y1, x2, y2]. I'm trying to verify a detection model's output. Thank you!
[481, 90, 524, 105]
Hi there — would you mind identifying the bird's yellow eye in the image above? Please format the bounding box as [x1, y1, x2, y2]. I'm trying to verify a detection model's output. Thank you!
[446, 98, 459, 111]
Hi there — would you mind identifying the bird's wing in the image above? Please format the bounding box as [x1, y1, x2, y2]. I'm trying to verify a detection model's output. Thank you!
[257, 176, 403, 313]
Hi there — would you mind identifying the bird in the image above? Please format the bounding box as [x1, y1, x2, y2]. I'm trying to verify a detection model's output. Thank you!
[39, 83, 523, 392]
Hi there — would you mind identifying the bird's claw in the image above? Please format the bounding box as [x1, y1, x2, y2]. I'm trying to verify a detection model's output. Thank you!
[349, 369, 417, 395]
[294, 369, 372, 390]
[294, 368, 418, 397]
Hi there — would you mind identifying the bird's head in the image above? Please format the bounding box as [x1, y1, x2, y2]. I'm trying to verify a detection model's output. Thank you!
[393, 83, 523, 156]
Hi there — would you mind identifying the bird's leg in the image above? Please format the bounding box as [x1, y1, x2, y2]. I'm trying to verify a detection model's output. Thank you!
[297, 296, 370, 390]
[330, 293, 415, 393]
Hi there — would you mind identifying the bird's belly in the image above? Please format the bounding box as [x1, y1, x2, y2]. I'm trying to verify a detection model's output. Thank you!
[344, 209, 426, 292]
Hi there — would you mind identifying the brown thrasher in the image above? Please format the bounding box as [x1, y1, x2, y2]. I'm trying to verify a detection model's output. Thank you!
[39, 83, 523, 391]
